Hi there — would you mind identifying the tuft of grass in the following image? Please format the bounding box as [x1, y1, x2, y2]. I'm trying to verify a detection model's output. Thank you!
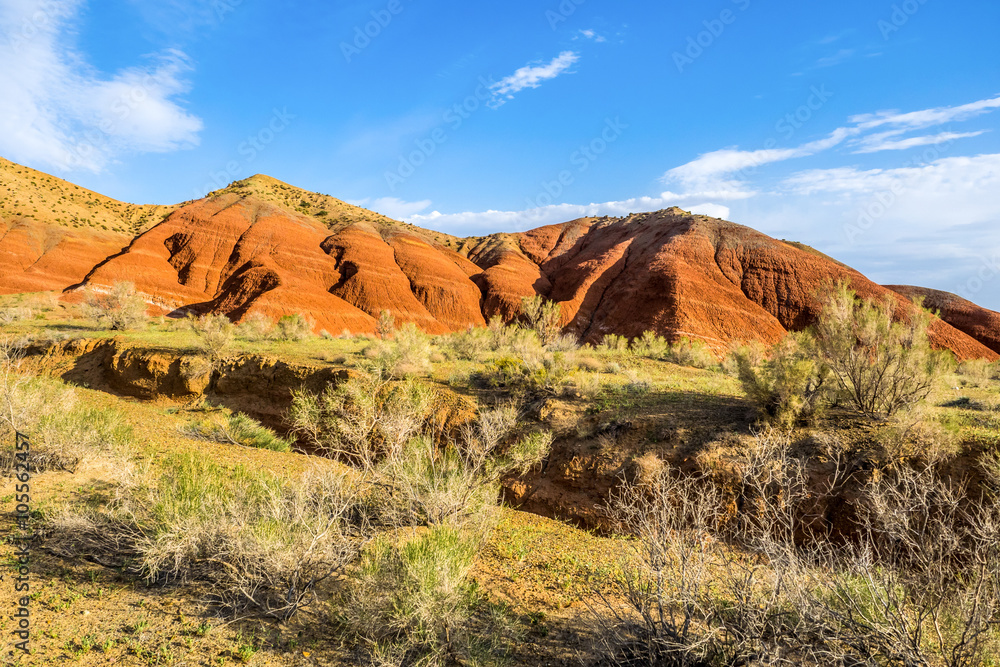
[184, 411, 293, 452]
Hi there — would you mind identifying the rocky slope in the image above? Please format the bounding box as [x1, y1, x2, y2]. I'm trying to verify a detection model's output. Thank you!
[886, 285, 1000, 355]
[1, 158, 997, 360]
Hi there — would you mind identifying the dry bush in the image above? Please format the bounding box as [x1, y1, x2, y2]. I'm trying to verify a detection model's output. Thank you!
[632, 330, 669, 359]
[446, 326, 491, 361]
[377, 309, 396, 340]
[289, 366, 433, 468]
[598, 333, 631, 354]
[191, 313, 234, 363]
[722, 340, 769, 376]
[597, 431, 1000, 666]
[343, 526, 518, 667]
[487, 315, 516, 351]
[0, 305, 33, 325]
[276, 313, 314, 341]
[0, 339, 133, 474]
[236, 311, 276, 341]
[376, 323, 432, 377]
[957, 358, 996, 386]
[736, 332, 830, 427]
[48, 455, 369, 620]
[569, 371, 603, 400]
[814, 282, 946, 419]
[82, 281, 148, 331]
[521, 295, 562, 346]
[666, 337, 717, 369]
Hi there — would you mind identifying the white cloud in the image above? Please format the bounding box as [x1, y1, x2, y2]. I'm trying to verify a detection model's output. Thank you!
[663, 127, 858, 195]
[348, 196, 432, 220]
[489, 51, 579, 107]
[406, 193, 729, 236]
[781, 153, 1000, 199]
[661, 94, 1000, 201]
[0, 0, 203, 172]
[852, 130, 987, 154]
[577, 29, 606, 42]
[850, 95, 1000, 132]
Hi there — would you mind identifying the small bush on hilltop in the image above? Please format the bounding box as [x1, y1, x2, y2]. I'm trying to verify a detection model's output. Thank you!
[82, 281, 148, 331]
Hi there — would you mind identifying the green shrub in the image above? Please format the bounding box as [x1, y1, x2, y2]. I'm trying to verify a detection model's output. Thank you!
[185, 411, 293, 452]
[632, 330, 669, 359]
[236, 312, 275, 341]
[521, 295, 562, 345]
[276, 313, 314, 341]
[666, 336, 717, 369]
[736, 332, 829, 427]
[598, 334, 630, 353]
[814, 282, 945, 419]
[82, 281, 148, 331]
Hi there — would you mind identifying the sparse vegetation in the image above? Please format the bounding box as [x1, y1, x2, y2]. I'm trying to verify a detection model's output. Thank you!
[81, 281, 149, 331]
[521, 295, 562, 346]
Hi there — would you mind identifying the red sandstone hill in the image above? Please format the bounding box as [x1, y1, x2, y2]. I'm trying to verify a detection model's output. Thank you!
[0, 159, 997, 361]
[886, 285, 1000, 355]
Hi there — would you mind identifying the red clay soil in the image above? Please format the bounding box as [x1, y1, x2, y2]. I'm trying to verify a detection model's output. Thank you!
[73, 194, 486, 334]
[2, 182, 997, 361]
[886, 285, 1000, 355]
[0, 218, 130, 294]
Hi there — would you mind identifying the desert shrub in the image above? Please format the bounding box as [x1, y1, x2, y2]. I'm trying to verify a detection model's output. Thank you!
[569, 371, 602, 399]
[191, 313, 234, 362]
[236, 312, 275, 341]
[184, 411, 293, 452]
[814, 282, 945, 419]
[0, 305, 32, 325]
[632, 330, 668, 359]
[82, 281, 148, 331]
[475, 351, 574, 397]
[376, 309, 395, 340]
[521, 295, 562, 346]
[487, 315, 516, 351]
[736, 332, 829, 427]
[276, 313, 314, 341]
[288, 366, 433, 468]
[598, 434, 1000, 667]
[343, 526, 518, 666]
[377, 406, 551, 529]
[598, 333, 630, 354]
[48, 455, 367, 620]
[0, 340, 133, 473]
[370, 323, 432, 377]
[446, 326, 491, 361]
[548, 332, 580, 352]
[666, 336, 717, 369]
[957, 358, 996, 384]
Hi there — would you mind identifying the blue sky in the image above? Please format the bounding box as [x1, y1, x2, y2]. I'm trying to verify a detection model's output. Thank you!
[1, 0, 999, 308]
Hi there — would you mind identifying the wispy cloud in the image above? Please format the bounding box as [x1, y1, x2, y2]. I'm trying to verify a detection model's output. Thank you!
[348, 196, 432, 220]
[662, 94, 1000, 197]
[0, 0, 203, 172]
[850, 95, 1000, 131]
[577, 29, 606, 42]
[852, 130, 987, 154]
[489, 51, 579, 107]
[406, 194, 729, 236]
